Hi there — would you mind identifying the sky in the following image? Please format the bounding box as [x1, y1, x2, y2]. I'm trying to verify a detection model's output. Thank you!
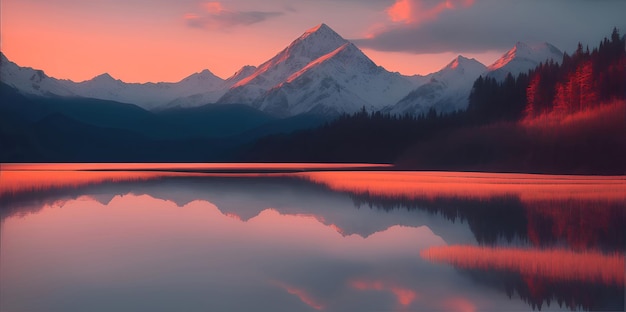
[2, 0, 625, 83]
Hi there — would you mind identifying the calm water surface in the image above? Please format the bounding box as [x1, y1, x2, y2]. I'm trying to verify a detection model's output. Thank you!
[1, 164, 624, 312]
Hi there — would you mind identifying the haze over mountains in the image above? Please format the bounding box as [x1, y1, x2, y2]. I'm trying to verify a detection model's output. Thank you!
[1, 23, 563, 117]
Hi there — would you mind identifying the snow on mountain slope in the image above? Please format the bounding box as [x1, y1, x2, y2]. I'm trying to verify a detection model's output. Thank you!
[388, 42, 562, 116]
[486, 42, 563, 81]
[66, 69, 228, 110]
[2, 31, 565, 117]
[156, 65, 260, 110]
[219, 23, 422, 116]
[218, 23, 350, 104]
[225, 65, 257, 85]
[255, 43, 418, 117]
[1, 52, 233, 110]
[388, 56, 487, 115]
[0, 53, 75, 97]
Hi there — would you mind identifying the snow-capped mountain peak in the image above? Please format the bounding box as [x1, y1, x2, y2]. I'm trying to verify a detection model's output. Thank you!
[0, 52, 75, 97]
[90, 73, 118, 83]
[298, 23, 342, 42]
[487, 41, 563, 80]
[253, 41, 417, 117]
[283, 42, 377, 85]
[444, 55, 480, 69]
[229, 23, 347, 88]
[180, 69, 221, 83]
[441, 56, 486, 77]
[444, 55, 473, 70]
[219, 23, 350, 104]
[389, 55, 487, 116]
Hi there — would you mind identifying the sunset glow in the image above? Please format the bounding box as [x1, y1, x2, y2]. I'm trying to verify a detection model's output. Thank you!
[2, 163, 387, 171]
[0, 170, 202, 197]
[386, 0, 475, 25]
[387, 0, 413, 23]
[0, 163, 388, 197]
[5, 1, 621, 83]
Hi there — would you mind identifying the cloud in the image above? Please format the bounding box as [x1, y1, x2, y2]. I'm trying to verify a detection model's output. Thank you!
[354, 0, 626, 54]
[184, 1, 284, 30]
[386, 0, 474, 24]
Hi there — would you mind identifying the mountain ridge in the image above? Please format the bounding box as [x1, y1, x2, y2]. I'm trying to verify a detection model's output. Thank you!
[1, 24, 564, 116]
[486, 42, 563, 81]
[387, 55, 487, 115]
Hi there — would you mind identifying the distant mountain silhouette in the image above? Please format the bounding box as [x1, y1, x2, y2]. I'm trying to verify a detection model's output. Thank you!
[0, 83, 327, 161]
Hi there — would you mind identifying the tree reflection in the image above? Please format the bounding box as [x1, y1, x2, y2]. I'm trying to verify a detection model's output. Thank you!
[349, 193, 626, 253]
[463, 269, 624, 311]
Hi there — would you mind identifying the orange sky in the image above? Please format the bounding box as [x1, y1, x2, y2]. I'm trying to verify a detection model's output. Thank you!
[0, 0, 503, 83]
[2, 1, 623, 83]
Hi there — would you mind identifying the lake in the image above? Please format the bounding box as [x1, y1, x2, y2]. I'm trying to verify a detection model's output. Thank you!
[1, 164, 624, 312]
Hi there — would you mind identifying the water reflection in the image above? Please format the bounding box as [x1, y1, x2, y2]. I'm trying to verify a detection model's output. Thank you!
[0, 170, 204, 197]
[1, 166, 624, 312]
[296, 171, 626, 252]
[421, 246, 624, 285]
[420, 246, 624, 312]
[294, 171, 626, 201]
[2, 194, 477, 312]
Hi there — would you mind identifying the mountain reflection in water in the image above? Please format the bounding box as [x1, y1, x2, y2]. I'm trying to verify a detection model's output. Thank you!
[1, 164, 624, 312]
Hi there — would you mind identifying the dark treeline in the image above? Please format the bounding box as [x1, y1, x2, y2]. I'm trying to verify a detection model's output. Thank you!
[242, 29, 626, 174]
[240, 107, 472, 163]
[467, 72, 530, 123]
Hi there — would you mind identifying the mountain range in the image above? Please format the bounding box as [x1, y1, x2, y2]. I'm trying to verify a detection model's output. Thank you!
[1, 23, 563, 117]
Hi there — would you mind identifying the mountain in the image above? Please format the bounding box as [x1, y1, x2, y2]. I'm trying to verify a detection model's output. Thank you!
[218, 23, 421, 116]
[388, 56, 487, 115]
[1, 30, 564, 117]
[225, 65, 258, 85]
[0, 82, 278, 140]
[217, 23, 350, 105]
[486, 42, 563, 81]
[0, 53, 75, 97]
[65, 69, 230, 110]
[0, 52, 232, 110]
[387, 41, 562, 116]
[254, 43, 418, 116]
[156, 66, 258, 110]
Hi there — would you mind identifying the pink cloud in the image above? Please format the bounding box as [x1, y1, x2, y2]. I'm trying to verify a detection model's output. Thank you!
[203, 2, 225, 14]
[386, 0, 474, 25]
